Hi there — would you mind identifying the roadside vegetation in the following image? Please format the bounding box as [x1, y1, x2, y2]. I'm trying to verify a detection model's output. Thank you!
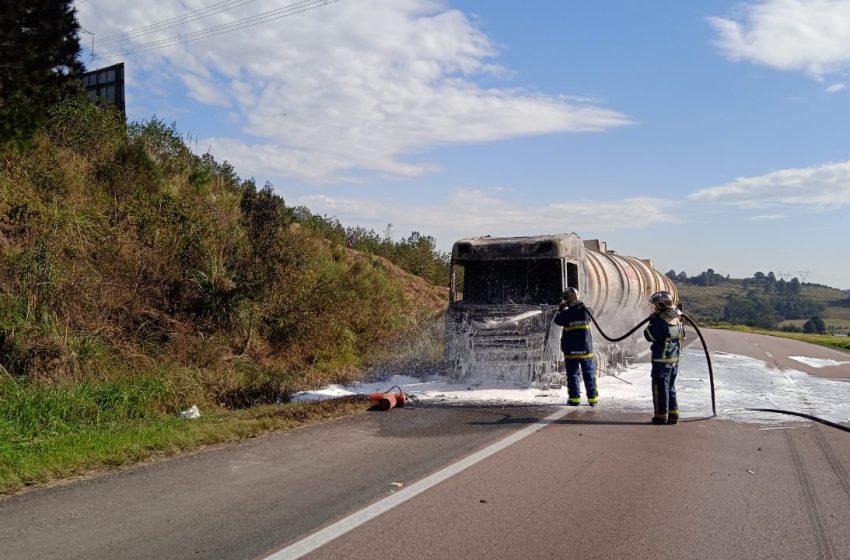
[0, 92, 448, 494]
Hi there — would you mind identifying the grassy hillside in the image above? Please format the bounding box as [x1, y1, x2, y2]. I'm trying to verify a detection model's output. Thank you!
[0, 95, 448, 493]
[678, 279, 850, 334]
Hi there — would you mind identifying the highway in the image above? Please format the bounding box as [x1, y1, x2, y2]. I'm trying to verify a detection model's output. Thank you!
[1, 329, 848, 560]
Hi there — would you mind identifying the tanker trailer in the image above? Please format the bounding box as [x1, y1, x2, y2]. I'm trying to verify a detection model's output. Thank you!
[444, 234, 678, 384]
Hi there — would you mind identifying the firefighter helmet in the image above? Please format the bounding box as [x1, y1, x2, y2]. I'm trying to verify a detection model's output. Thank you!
[562, 287, 580, 305]
[648, 291, 674, 309]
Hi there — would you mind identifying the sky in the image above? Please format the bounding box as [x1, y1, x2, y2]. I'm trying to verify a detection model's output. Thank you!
[293, 347, 850, 427]
[77, 0, 850, 289]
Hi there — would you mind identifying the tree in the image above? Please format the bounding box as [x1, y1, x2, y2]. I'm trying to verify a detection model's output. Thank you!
[239, 181, 289, 293]
[0, 1, 84, 144]
[789, 277, 801, 296]
[802, 316, 826, 334]
[722, 292, 778, 329]
[763, 271, 776, 294]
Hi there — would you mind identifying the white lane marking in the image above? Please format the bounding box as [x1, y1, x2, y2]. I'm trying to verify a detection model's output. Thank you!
[263, 406, 571, 560]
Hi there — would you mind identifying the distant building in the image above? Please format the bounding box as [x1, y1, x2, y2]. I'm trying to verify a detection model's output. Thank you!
[82, 62, 125, 114]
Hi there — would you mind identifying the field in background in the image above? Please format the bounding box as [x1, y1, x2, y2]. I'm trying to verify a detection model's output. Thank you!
[678, 280, 850, 333]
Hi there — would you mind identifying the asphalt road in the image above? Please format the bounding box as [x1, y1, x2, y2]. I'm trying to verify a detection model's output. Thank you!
[699, 328, 850, 379]
[302, 411, 850, 560]
[0, 406, 555, 560]
[1, 329, 848, 560]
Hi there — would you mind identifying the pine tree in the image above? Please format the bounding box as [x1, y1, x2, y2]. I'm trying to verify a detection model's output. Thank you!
[0, 0, 84, 144]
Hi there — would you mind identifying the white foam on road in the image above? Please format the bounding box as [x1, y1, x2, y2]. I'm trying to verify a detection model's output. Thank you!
[276, 349, 850, 559]
[293, 348, 850, 426]
[789, 355, 850, 368]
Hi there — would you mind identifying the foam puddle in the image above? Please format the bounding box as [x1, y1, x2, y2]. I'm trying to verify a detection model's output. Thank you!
[293, 348, 850, 426]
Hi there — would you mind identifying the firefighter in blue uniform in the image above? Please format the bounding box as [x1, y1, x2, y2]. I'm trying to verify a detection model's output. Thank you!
[553, 288, 598, 407]
[644, 291, 685, 424]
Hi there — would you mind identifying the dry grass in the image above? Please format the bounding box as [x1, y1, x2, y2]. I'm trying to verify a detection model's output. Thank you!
[0, 95, 448, 492]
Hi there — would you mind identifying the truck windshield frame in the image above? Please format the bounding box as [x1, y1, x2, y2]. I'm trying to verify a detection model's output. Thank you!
[457, 258, 563, 305]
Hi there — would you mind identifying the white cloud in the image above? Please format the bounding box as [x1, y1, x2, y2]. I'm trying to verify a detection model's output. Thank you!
[297, 189, 677, 247]
[708, 0, 850, 79]
[751, 214, 786, 220]
[826, 82, 847, 93]
[179, 73, 231, 107]
[690, 160, 850, 209]
[81, 0, 631, 182]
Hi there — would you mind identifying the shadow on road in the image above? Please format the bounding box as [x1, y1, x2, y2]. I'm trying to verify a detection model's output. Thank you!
[468, 412, 715, 427]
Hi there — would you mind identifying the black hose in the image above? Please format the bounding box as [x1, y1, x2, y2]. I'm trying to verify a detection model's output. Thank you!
[681, 313, 717, 417]
[586, 310, 651, 342]
[573, 307, 850, 432]
[744, 408, 850, 433]
[585, 308, 717, 417]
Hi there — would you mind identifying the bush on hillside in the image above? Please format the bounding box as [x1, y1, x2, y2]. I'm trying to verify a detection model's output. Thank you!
[290, 208, 450, 287]
[0, 94, 443, 403]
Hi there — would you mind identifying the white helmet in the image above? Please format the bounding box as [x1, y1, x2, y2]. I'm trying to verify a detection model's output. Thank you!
[648, 291, 674, 310]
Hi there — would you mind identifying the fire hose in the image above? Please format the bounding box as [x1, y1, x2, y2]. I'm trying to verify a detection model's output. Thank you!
[585, 308, 850, 433]
[584, 309, 716, 417]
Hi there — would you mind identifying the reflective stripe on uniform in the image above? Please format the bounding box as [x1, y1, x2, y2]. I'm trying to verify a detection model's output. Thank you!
[565, 352, 594, 359]
[652, 358, 679, 364]
[562, 324, 590, 331]
[568, 397, 581, 404]
[587, 395, 599, 403]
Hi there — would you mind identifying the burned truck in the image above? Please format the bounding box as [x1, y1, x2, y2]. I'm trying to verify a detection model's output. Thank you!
[444, 234, 678, 384]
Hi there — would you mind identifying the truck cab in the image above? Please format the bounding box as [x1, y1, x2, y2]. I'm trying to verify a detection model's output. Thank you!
[445, 234, 677, 384]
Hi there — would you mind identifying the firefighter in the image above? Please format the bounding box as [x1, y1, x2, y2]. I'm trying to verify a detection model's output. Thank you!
[553, 288, 598, 407]
[644, 291, 685, 424]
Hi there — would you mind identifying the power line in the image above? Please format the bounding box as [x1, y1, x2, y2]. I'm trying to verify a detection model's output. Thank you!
[97, 0, 260, 46]
[99, 0, 338, 57]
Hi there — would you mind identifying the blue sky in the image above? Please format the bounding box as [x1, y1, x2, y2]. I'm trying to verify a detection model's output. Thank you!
[79, 0, 850, 289]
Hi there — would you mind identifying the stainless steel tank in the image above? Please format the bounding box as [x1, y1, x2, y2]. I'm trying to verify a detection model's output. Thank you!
[582, 246, 679, 322]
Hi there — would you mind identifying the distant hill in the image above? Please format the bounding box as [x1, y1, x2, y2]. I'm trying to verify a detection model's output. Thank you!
[676, 275, 850, 335]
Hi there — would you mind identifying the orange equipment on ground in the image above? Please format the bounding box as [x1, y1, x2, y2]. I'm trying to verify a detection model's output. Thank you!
[368, 386, 407, 411]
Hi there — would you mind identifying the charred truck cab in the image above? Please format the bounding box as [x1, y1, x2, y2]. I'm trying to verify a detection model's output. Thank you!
[445, 234, 678, 384]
